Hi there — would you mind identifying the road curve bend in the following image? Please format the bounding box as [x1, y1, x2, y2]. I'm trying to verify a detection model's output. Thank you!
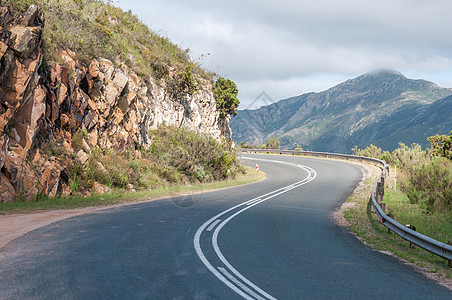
[0, 153, 451, 299]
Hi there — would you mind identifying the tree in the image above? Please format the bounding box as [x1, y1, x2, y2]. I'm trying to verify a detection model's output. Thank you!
[213, 77, 239, 119]
[428, 130, 452, 160]
[266, 137, 280, 149]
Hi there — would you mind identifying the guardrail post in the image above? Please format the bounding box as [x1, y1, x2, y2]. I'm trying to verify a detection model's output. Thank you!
[380, 177, 385, 203]
[405, 224, 416, 248]
[376, 181, 384, 205]
[387, 213, 394, 234]
[448, 241, 452, 268]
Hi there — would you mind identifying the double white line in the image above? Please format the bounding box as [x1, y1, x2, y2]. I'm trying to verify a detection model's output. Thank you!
[194, 157, 317, 299]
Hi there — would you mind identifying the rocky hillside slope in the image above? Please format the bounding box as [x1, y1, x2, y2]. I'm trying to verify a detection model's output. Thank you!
[231, 70, 452, 152]
[0, 4, 232, 202]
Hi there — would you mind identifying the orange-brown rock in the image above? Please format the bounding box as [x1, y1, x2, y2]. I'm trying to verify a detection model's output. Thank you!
[38, 159, 64, 198]
[0, 4, 232, 201]
[92, 181, 109, 195]
[88, 59, 100, 78]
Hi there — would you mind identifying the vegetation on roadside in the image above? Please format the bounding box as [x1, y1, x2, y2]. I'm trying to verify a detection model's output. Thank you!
[352, 131, 452, 215]
[0, 166, 265, 214]
[266, 137, 280, 150]
[347, 131, 452, 278]
[343, 166, 452, 280]
[63, 125, 244, 196]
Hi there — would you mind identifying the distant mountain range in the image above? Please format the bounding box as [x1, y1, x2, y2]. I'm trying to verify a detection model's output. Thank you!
[231, 70, 452, 153]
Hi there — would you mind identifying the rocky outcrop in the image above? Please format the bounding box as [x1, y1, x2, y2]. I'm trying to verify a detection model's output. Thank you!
[0, 5, 232, 202]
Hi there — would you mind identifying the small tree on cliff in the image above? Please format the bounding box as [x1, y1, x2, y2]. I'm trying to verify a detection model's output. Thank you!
[213, 77, 240, 119]
[177, 64, 198, 96]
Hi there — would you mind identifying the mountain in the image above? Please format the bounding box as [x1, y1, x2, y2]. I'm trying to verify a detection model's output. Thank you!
[0, 4, 232, 201]
[231, 70, 452, 153]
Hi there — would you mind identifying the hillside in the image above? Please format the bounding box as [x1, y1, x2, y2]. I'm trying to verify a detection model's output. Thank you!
[0, 2, 234, 202]
[231, 70, 452, 152]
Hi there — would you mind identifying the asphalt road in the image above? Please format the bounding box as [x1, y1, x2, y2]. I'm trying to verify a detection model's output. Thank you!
[0, 153, 451, 299]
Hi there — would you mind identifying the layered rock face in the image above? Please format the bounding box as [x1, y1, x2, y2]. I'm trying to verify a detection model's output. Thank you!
[0, 5, 232, 202]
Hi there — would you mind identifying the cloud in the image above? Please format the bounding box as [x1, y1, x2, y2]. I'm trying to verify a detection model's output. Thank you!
[115, 0, 452, 108]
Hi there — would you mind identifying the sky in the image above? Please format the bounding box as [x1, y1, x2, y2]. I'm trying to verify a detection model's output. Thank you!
[115, 0, 452, 109]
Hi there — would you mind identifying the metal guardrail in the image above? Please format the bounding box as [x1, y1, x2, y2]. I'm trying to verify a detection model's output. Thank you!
[241, 149, 452, 263]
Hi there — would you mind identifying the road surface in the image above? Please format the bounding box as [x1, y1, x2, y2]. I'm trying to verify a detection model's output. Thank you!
[0, 154, 450, 299]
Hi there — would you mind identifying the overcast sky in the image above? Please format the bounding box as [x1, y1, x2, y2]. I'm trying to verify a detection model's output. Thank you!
[115, 0, 452, 109]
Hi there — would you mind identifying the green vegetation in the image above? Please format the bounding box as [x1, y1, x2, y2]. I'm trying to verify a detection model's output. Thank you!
[170, 63, 199, 98]
[266, 137, 280, 150]
[64, 125, 243, 195]
[383, 188, 452, 244]
[428, 130, 452, 159]
[343, 166, 452, 279]
[293, 143, 304, 151]
[348, 133, 452, 276]
[352, 135, 452, 215]
[0, 166, 266, 214]
[213, 77, 240, 119]
[2, 0, 212, 80]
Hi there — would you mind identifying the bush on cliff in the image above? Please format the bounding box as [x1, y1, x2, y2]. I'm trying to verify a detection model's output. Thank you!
[213, 77, 240, 119]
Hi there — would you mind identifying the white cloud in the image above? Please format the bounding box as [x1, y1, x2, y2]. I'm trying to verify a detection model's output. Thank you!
[115, 0, 452, 108]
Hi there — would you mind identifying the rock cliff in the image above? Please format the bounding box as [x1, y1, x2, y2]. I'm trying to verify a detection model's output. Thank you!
[0, 5, 232, 202]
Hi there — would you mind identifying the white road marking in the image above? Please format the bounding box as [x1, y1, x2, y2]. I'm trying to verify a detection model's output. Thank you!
[194, 157, 317, 299]
[206, 219, 221, 232]
[218, 267, 266, 300]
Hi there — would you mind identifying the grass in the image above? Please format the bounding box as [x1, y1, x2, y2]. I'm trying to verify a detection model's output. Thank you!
[343, 164, 452, 280]
[383, 189, 452, 244]
[3, 0, 213, 81]
[0, 166, 266, 215]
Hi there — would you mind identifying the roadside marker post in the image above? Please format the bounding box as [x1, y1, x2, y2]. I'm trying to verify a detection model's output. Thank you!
[394, 165, 397, 191]
[256, 163, 259, 173]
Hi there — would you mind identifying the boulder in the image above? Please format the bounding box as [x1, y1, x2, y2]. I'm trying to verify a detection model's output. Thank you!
[92, 181, 109, 195]
[38, 160, 64, 197]
[76, 149, 89, 165]
[20, 4, 40, 26]
[8, 25, 33, 53]
[89, 59, 100, 78]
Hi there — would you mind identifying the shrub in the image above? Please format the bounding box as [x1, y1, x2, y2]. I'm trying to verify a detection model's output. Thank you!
[266, 137, 280, 150]
[428, 130, 452, 160]
[352, 144, 382, 158]
[176, 64, 198, 96]
[71, 128, 88, 152]
[404, 157, 452, 213]
[213, 77, 240, 119]
[148, 125, 238, 182]
[354, 137, 452, 214]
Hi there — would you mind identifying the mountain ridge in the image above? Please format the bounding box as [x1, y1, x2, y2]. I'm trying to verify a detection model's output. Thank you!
[231, 70, 452, 152]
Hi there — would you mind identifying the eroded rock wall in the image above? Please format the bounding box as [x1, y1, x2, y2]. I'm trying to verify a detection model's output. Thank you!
[0, 5, 232, 202]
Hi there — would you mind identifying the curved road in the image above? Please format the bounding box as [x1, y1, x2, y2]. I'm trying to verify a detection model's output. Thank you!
[0, 154, 451, 299]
